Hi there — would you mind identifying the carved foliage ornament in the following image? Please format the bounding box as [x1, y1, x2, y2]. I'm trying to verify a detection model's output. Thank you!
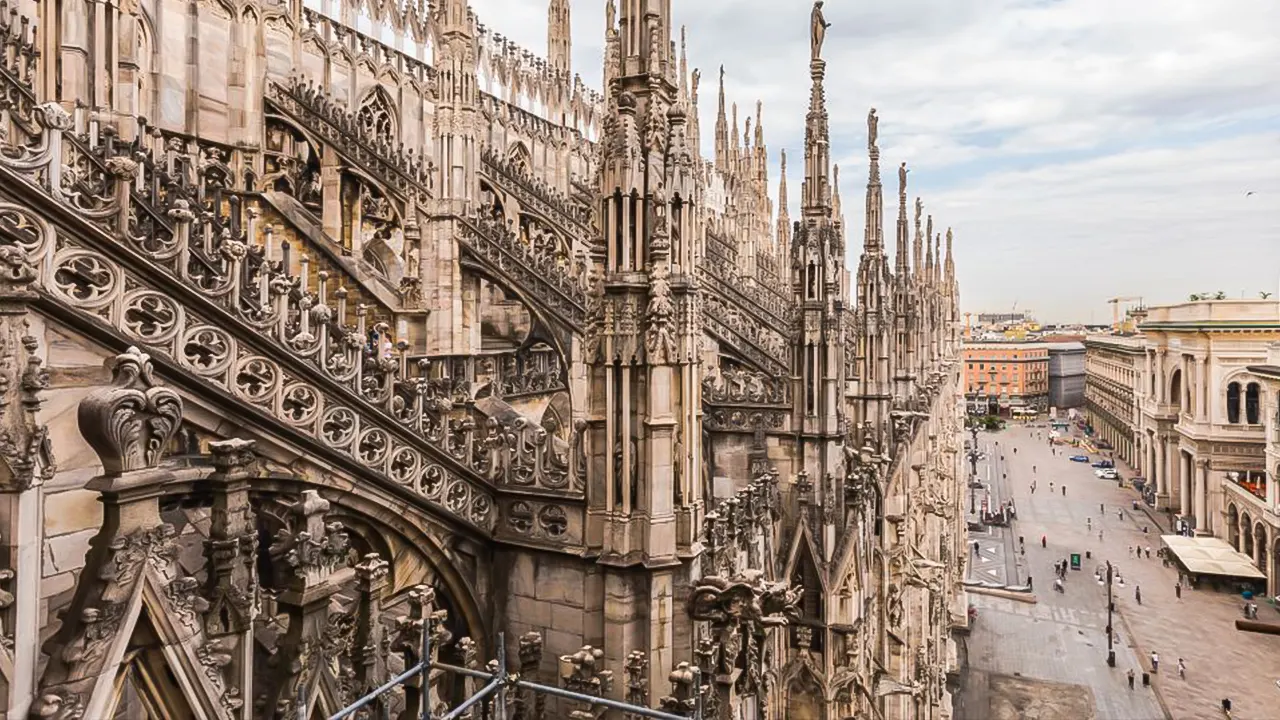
[77, 347, 182, 475]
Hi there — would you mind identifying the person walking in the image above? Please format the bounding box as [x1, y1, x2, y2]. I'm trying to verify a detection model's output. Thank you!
[1087, 517, 1092, 530]
[1175, 582, 1182, 600]
[1128, 546, 1133, 558]
[1151, 650, 1159, 673]
[1049, 481, 1054, 493]
[1062, 485, 1066, 496]
[1146, 546, 1152, 559]
[1100, 503, 1105, 513]
[1099, 530, 1104, 542]
[973, 541, 980, 556]
[1127, 668, 1135, 689]
[1041, 534, 1047, 548]
[1178, 658, 1186, 679]
[1136, 585, 1142, 605]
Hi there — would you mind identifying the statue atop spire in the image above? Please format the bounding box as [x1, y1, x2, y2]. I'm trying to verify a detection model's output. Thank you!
[801, 5, 831, 215]
[868, 108, 879, 151]
[811, 1, 831, 61]
[898, 162, 908, 198]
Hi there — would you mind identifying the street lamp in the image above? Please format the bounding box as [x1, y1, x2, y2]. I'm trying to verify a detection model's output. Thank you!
[1105, 560, 1116, 667]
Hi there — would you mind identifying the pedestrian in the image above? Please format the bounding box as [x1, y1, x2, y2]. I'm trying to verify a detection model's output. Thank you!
[1128, 546, 1133, 557]
[1062, 485, 1066, 496]
[1033, 464, 1036, 473]
[1136, 585, 1142, 605]
[1177, 658, 1185, 679]
[1100, 503, 1104, 513]
[1118, 508, 1123, 520]
[1146, 546, 1152, 559]
[1087, 517, 1092, 530]
[973, 541, 980, 556]
[1127, 668, 1135, 689]
[1175, 582, 1181, 599]
[1041, 534, 1047, 548]
[1151, 650, 1159, 673]
[1031, 484, 1036, 494]
[1049, 482, 1054, 492]
[1099, 530, 1104, 542]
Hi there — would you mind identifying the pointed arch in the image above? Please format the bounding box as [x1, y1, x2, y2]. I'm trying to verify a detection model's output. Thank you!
[506, 140, 533, 175]
[356, 85, 399, 145]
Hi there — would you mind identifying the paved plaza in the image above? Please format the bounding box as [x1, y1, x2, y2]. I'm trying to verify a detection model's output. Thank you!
[960, 423, 1280, 720]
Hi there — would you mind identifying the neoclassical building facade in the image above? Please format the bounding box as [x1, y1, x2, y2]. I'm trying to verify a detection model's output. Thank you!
[0, 0, 967, 718]
[1084, 334, 1143, 466]
[1089, 300, 1280, 596]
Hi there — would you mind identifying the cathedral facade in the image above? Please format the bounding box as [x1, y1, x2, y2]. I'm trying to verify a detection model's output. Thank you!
[0, 0, 966, 717]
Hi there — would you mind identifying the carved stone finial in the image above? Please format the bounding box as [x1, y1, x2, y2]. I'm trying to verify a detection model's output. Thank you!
[77, 347, 182, 476]
[209, 437, 257, 473]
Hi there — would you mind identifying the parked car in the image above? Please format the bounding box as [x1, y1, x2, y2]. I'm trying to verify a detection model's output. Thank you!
[1091, 460, 1115, 469]
[1069, 455, 1090, 463]
[1096, 469, 1119, 480]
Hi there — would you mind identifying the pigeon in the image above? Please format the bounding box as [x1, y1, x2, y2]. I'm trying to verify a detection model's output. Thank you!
[1246, 191, 1255, 197]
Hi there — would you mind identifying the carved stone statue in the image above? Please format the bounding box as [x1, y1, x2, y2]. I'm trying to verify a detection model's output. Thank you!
[810, 1, 831, 61]
[867, 108, 878, 150]
[899, 162, 908, 194]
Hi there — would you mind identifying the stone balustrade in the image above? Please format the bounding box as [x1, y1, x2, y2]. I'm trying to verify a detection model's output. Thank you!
[0, 102, 600, 532]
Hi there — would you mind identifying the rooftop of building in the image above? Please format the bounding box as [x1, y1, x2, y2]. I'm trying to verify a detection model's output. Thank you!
[962, 341, 1051, 352]
[1084, 333, 1147, 350]
[1139, 298, 1280, 330]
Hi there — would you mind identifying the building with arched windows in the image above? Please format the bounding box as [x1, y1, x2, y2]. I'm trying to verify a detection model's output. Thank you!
[1088, 299, 1280, 597]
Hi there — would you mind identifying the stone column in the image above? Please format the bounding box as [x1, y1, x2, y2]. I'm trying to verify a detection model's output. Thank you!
[1180, 451, 1192, 517]
[1155, 434, 1168, 508]
[321, 148, 343, 245]
[0, 257, 49, 719]
[1194, 457, 1210, 534]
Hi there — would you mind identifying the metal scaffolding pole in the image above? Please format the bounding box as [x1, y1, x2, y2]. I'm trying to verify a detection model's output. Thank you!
[329, 642, 703, 720]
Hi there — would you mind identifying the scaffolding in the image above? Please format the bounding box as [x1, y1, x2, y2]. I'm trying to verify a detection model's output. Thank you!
[324, 631, 706, 720]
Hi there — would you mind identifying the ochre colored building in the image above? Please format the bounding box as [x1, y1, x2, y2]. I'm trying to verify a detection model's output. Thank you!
[963, 343, 1050, 414]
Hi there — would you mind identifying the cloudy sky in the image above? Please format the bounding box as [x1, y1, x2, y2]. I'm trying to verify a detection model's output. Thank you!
[470, 0, 1280, 323]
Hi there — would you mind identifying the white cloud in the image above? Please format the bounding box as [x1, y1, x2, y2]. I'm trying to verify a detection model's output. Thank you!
[468, 0, 1280, 322]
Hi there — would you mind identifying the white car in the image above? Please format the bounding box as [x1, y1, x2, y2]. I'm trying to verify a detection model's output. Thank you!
[1095, 468, 1119, 480]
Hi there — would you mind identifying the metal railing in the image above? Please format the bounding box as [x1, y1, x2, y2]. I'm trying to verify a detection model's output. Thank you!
[328, 632, 705, 720]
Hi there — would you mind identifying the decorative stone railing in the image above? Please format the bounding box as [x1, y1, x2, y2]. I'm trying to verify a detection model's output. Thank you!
[484, 347, 567, 400]
[0, 99, 592, 533]
[479, 146, 591, 238]
[702, 293, 788, 375]
[701, 367, 791, 434]
[266, 78, 435, 206]
[456, 210, 587, 330]
[702, 367, 790, 406]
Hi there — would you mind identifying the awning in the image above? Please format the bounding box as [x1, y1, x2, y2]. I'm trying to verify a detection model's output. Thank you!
[1160, 535, 1267, 579]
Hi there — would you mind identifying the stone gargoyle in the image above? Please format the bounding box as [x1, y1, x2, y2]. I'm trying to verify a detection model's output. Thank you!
[689, 571, 801, 628]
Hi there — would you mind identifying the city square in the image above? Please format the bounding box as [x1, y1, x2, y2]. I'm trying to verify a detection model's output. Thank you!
[960, 422, 1280, 719]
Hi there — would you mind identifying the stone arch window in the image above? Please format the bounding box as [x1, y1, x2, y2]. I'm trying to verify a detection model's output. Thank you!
[355, 87, 397, 145]
[1227, 381, 1241, 424]
[507, 142, 532, 175]
[1246, 382, 1261, 425]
